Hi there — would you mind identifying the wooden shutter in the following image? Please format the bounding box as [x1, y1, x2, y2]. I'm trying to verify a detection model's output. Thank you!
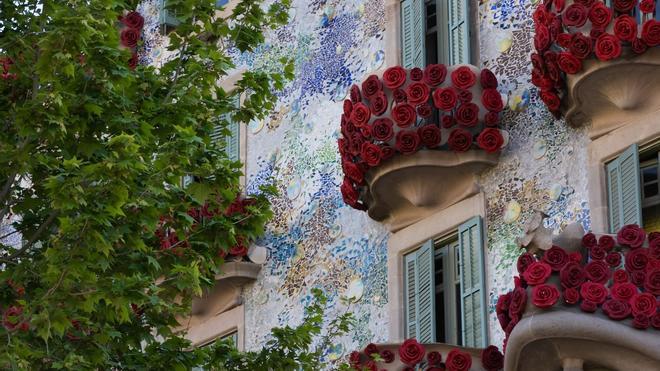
[401, 0, 425, 68]
[404, 240, 435, 342]
[607, 144, 642, 232]
[213, 96, 241, 162]
[447, 0, 470, 64]
[458, 216, 487, 348]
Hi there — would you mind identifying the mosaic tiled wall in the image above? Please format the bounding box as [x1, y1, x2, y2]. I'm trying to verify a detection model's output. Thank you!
[137, 0, 595, 355]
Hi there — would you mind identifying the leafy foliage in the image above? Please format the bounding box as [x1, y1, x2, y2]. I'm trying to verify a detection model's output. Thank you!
[0, 0, 293, 368]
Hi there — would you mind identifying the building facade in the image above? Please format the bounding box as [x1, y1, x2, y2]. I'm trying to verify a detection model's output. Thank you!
[136, 0, 660, 369]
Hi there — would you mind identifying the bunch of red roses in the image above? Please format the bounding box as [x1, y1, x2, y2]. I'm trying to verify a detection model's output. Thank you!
[531, 0, 660, 116]
[1, 280, 28, 333]
[497, 224, 660, 352]
[118, 11, 144, 70]
[0, 57, 17, 80]
[347, 339, 504, 371]
[339, 64, 506, 211]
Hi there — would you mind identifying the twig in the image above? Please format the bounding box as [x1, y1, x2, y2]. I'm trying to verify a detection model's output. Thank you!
[6, 210, 59, 261]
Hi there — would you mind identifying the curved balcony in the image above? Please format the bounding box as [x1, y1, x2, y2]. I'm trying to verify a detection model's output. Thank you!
[531, 2, 660, 139]
[339, 64, 506, 231]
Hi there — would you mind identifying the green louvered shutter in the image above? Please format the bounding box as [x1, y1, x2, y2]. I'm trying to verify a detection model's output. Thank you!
[458, 216, 487, 348]
[401, 0, 425, 68]
[607, 144, 642, 232]
[159, 0, 180, 29]
[448, 0, 470, 64]
[213, 96, 240, 162]
[404, 240, 435, 342]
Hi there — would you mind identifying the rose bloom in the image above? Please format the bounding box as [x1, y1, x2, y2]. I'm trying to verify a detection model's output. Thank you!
[424, 64, 447, 86]
[229, 243, 248, 257]
[580, 282, 608, 304]
[523, 261, 552, 285]
[595, 33, 622, 61]
[625, 248, 649, 272]
[447, 129, 473, 152]
[391, 103, 417, 128]
[598, 234, 616, 251]
[543, 245, 569, 271]
[364, 343, 379, 357]
[613, 269, 629, 283]
[477, 128, 504, 153]
[393, 88, 407, 103]
[122, 11, 145, 29]
[427, 351, 442, 365]
[582, 232, 597, 248]
[481, 345, 504, 371]
[406, 82, 430, 106]
[569, 33, 593, 60]
[590, 246, 606, 261]
[482, 89, 503, 112]
[632, 37, 649, 54]
[370, 92, 388, 116]
[446, 349, 472, 371]
[613, 0, 637, 13]
[602, 299, 631, 320]
[350, 84, 361, 103]
[563, 287, 579, 305]
[531, 53, 545, 73]
[605, 252, 622, 267]
[585, 260, 611, 284]
[532, 283, 560, 309]
[360, 142, 382, 167]
[589, 2, 612, 29]
[568, 252, 583, 263]
[361, 74, 382, 98]
[343, 99, 353, 115]
[485, 111, 500, 126]
[580, 300, 598, 313]
[531, 68, 554, 90]
[395, 130, 421, 155]
[517, 252, 536, 275]
[557, 33, 571, 48]
[610, 282, 638, 302]
[416, 103, 433, 118]
[642, 19, 660, 47]
[349, 351, 361, 367]
[398, 338, 425, 366]
[381, 145, 395, 160]
[457, 89, 472, 103]
[558, 52, 582, 74]
[410, 67, 423, 81]
[652, 313, 660, 329]
[560, 262, 585, 288]
[432, 88, 458, 111]
[442, 115, 456, 128]
[562, 3, 588, 27]
[451, 66, 477, 90]
[651, 238, 660, 259]
[630, 292, 657, 317]
[480, 68, 498, 89]
[350, 102, 371, 127]
[540, 90, 561, 112]
[631, 270, 646, 287]
[120, 27, 140, 48]
[382, 66, 407, 89]
[641, 0, 656, 13]
[372, 118, 394, 142]
[343, 160, 364, 183]
[456, 103, 479, 127]
[418, 124, 442, 148]
[645, 267, 660, 295]
[614, 15, 638, 42]
[534, 23, 551, 51]
[380, 350, 395, 363]
[633, 314, 651, 329]
[128, 53, 139, 70]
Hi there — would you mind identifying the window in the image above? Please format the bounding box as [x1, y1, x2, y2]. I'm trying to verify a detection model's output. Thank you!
[400, 0, 471, 68]
[212, 95, 241, 163]
[403, 216, 487, 347]
[606, 141, 660, 233]
[191, 331, 238, 371]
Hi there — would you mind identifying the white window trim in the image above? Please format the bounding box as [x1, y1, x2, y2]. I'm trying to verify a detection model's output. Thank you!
[386, 192, 487, 341]
[587, 110, 660, 233]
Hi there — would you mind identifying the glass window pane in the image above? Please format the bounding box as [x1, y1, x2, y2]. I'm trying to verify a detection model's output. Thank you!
[455, 284, 462, 346]
[644, 183, 659, 198]
[435, 290, 445, 342]
[642, 166, 658, 183]
[643, 204, 660, 233]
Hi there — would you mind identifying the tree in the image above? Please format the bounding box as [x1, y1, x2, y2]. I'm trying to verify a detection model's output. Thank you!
[0, 0, 293, 368]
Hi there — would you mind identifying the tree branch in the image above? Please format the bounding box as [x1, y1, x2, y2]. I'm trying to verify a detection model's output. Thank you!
[5, 210, 58, 261]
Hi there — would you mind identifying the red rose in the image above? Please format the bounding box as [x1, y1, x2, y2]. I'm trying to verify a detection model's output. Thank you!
[427, 351, 442, 365]
[598, 235, 616, 251]
[632, 38, 648, 54]
[590, 27, 605, 41]
[641, 20, 660, 47]
[496, 292, 512, 329]
[554, 0, 566, 11]
[447, 129, 473, 152]
[417, 103, 432, 118]
[595, 33, 622, 61]
[613, 0, 637, 13]
[398, 338, 425, 366]
[543, 246, 568, 271]
[361, 75, 382, 98]
[613, 269, 629, 283]
[610, 282, 638, 301]
[602, 299, 632, 320]
[589, 2, 612, 29]
[350, 85, 361, 103]
[569, 33, 592, 60]
[2, 306, 24, 331]
[229, 243, 248, 257]
[560, 262, 585, 288]
[534, 23, 551, 51]
[343, 161, 364, 183]
[349, 351, 361, 366]
[432, 88, 458, 111]
[556, 33, 572, 48]
[651, 239, 660, 259]
[128, 52, 139, 70]
[563, 287, 579, 304]
[457, 89, 472, 103]
[406, 82, 430, 106]
[532, 283, 560, 308]
[360, 143, 382, 167]
[485, 112, 500, 126]
[446, 349, 472, 371]
[418, 124, 442, 148]
[343, 99, 353, 115]
[649, 232, 660, 243]
[633, 314, 650, 329]
[391, 103, 417, 128]
[364, 343, 379, 357]
[370, 92, 388, 116]
[523, 261, 552, 285]
[380, 349, 395, 363]
[562, 4, 588, 27]
[630, 292, 657, 317]
[482, 89, 503, 112]
[569, 252, 583, 263]
[348, 132, 365, 155]
[580, 300, 597, 313]
[121, 11, 145, 30]
[590, 246, 606, 260]
[372, 118, 394, 142]
[531, 68, 554, 90]
[410, 67, 423, 81]
[481, 345, 504, 371]
[451, 66, 477, 90]
[640, 0, 656, 13]
[351, 102, 371, 127]
[455, 103, 479, 127]
[605, 252, 622, 267]
[652, 313, 660, 329]
[441, 115, 456, 128]
[395, 130, 421, 155]
[477, 128, 504, 153]
[531, 53, 545, 73]
[533, 5, 549, 25]
[585, 260, 610, 284]
[383, 66, 407, 89]
[557, 52, 582, 74]
[517, 253, 536, 275]
[393, 88, 407, 103]
[614, 15, 637, 42]
[645, 267, 660, 295]
[631, 270, 646, 286]
[540, 90, 561, 112]
[120, 27, 140, 48]
[582, 232, 597, 248]
[380, 145, 395, 160]
[480, 68, 498, 89]
[424, 64, 447, 86]
[580, 282, 608, 304]
[625, 248, 649, 272]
